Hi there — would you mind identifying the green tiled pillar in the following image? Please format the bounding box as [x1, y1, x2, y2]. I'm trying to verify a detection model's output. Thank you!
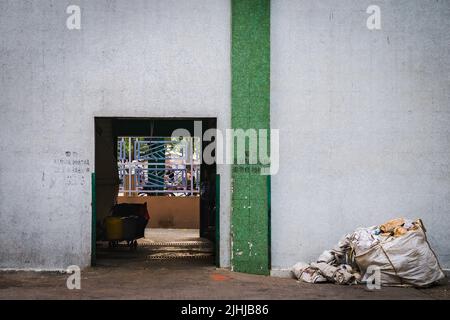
[231, 0, 271, 275]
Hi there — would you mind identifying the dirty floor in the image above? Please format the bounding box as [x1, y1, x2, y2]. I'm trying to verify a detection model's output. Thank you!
[0, 229, 448, 300]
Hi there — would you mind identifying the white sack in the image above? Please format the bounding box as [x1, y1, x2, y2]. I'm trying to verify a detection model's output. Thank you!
[355, 226, 445, 287]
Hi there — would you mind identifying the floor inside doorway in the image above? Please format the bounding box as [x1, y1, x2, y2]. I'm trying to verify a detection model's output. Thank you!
[143, 228, 202, 242]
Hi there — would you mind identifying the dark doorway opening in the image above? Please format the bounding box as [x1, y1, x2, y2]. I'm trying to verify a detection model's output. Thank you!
[93, 117, 218, 268]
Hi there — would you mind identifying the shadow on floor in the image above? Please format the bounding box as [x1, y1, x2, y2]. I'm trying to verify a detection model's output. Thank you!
[95, 228, 215, 269]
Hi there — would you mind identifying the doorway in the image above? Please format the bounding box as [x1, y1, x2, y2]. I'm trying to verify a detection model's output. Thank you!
[92, 117, 218, 268]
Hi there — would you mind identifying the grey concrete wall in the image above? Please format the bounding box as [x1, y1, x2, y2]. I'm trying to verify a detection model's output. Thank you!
[271, 0, 450, 270]
[0, 0, 231, 270]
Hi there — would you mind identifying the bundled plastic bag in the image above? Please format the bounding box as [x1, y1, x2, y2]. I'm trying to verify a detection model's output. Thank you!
[310, 262, 360, 285]
[356, 221, 445, 287]
[292, 262, 327, 283]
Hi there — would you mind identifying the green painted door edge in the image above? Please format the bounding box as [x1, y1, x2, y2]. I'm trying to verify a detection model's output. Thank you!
[91, 172, 96, 266]
[215, 174, 221, 267]
[267, 175, 271, 271]
[231, 0, 271, 275]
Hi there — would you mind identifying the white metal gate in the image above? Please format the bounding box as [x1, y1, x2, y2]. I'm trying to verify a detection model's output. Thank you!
[118, 136, 200, 196]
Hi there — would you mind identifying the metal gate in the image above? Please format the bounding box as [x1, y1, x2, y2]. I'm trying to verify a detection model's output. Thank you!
[118, 137, 200, 196]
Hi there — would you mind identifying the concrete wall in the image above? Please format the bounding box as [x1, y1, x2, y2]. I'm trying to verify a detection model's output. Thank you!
[271, 0, 450, 271]
[0, 0, 231, 270]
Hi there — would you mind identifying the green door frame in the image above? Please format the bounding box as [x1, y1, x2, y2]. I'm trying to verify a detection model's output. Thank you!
[215, 174, 221, 267]
[91, 172, 96, 266]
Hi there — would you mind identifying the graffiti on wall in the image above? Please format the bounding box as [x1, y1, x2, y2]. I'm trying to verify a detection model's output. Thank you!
[53, 151, 90, 187]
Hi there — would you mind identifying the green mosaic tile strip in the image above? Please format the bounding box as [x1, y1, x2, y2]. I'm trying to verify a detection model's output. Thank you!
[231, 0, 270, 275]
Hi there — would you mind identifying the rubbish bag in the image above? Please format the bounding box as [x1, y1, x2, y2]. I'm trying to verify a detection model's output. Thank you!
[356, 222, 445, 287]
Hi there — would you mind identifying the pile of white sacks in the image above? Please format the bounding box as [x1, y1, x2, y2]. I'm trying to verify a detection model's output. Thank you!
[292, 218, 446, 287]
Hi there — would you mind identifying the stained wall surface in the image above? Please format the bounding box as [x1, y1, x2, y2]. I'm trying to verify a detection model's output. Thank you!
[271, 0, 450, 271]
[0, 0, 231, 270]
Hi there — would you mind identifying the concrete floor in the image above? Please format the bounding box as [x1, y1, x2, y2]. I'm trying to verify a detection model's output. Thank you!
[143, 228, 201, 242]
[0, 229, 449, 300]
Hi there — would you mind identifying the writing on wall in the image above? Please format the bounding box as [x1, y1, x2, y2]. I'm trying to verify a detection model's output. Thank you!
[53, 151, 90, 186]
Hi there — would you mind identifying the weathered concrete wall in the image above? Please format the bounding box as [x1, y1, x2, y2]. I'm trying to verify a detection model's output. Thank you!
[271, 0, 450, 272]
[0, 0, 231, 270]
